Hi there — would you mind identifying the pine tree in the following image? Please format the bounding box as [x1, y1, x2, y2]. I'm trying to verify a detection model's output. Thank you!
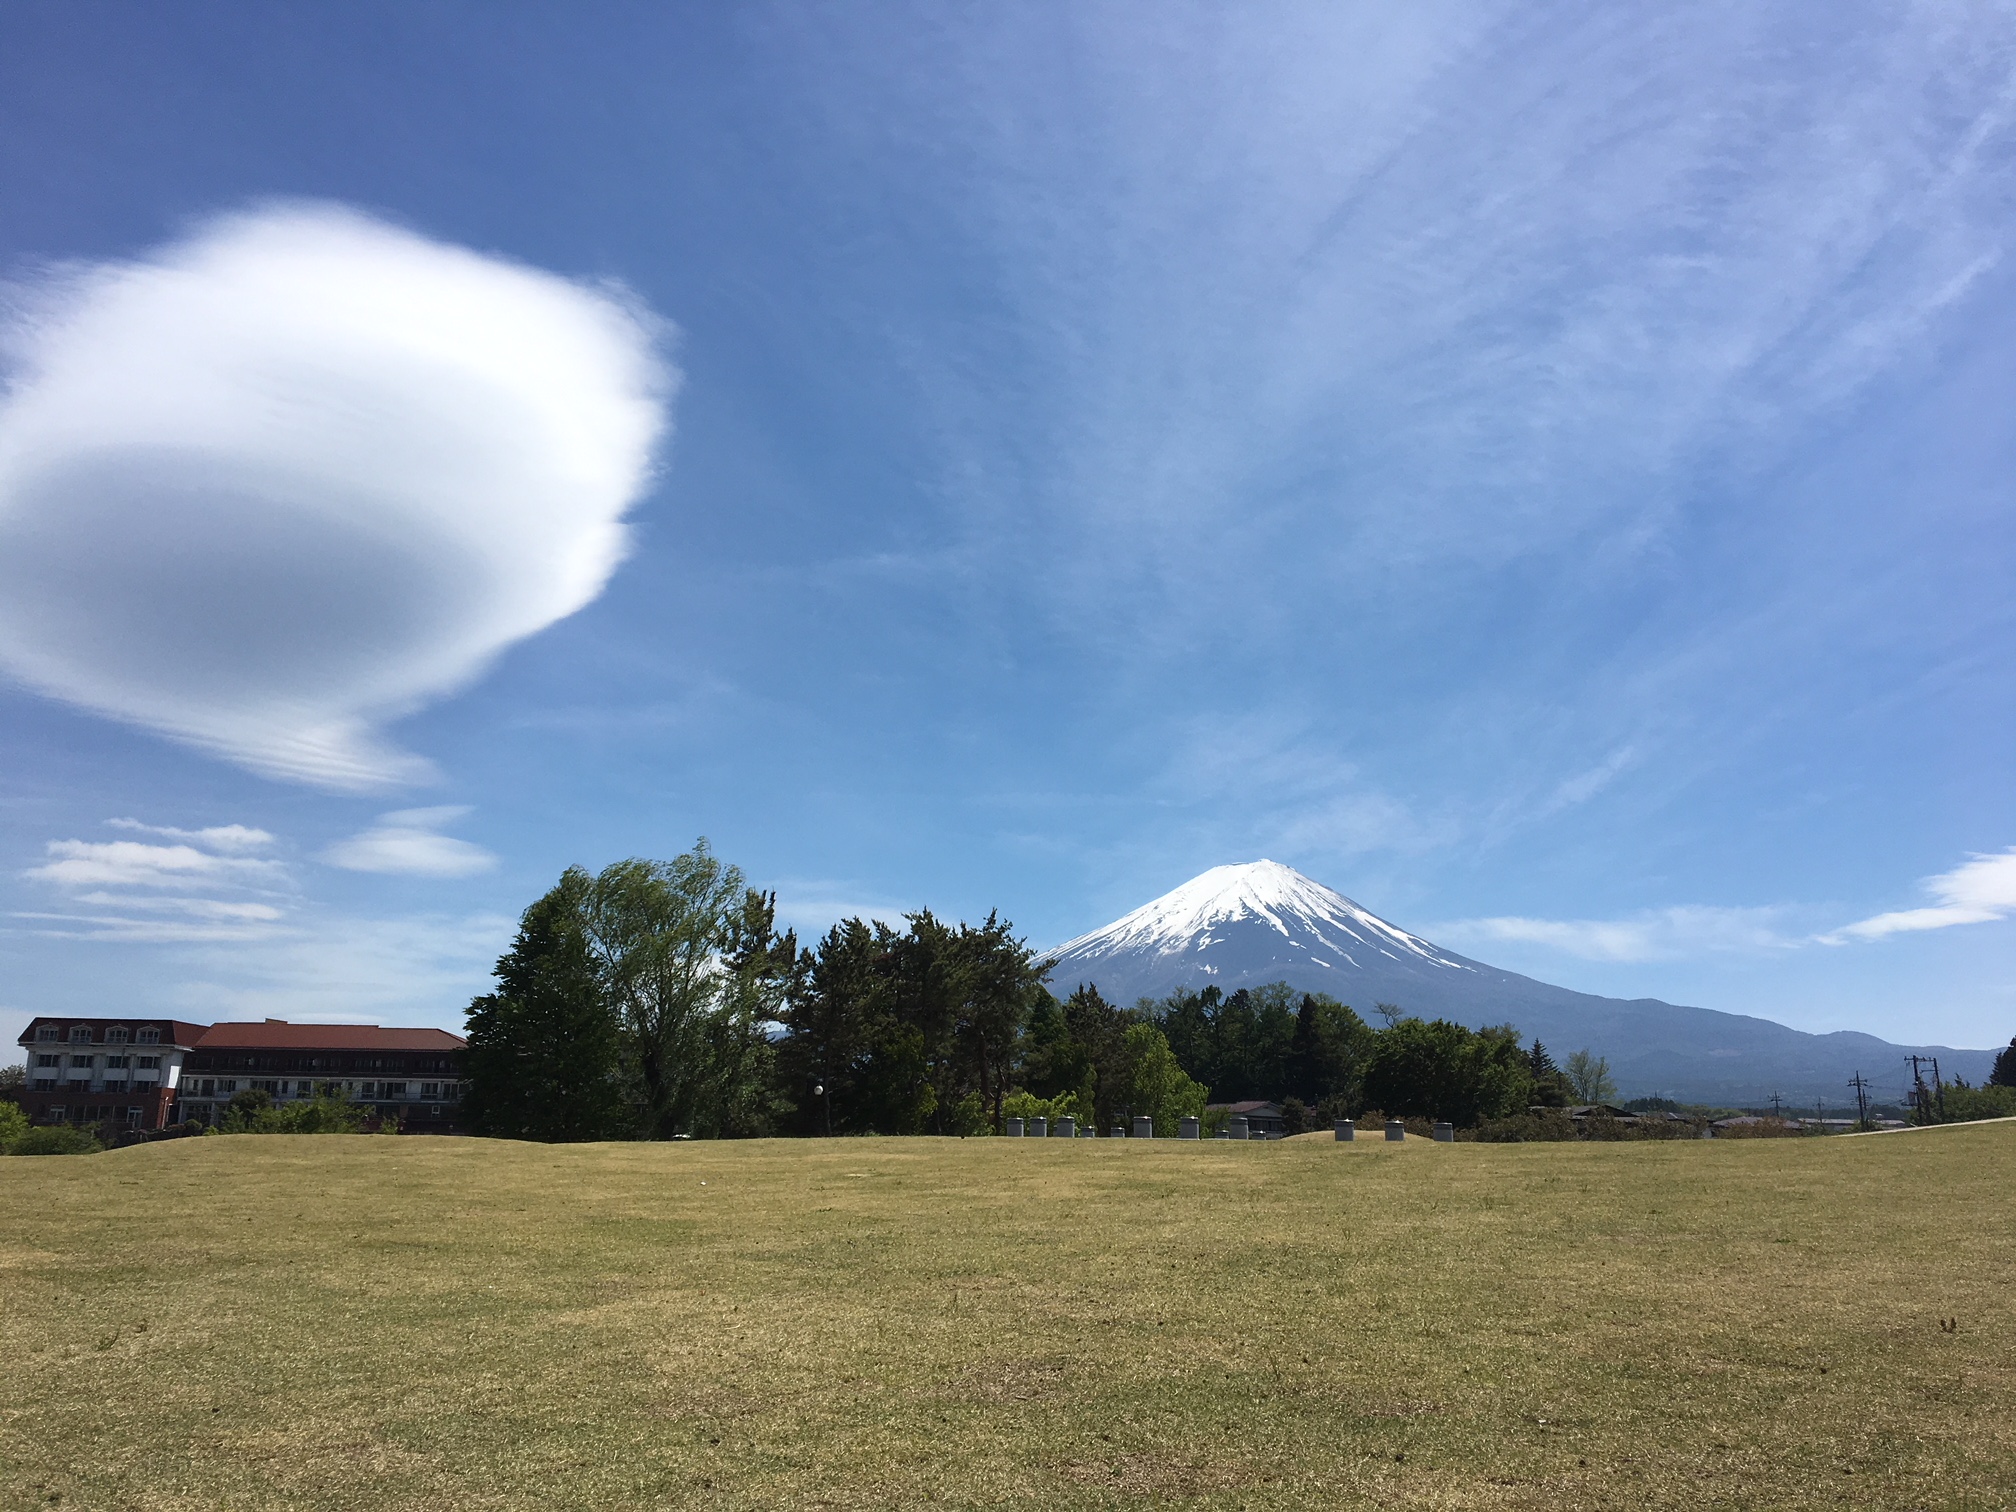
[1991, 1037, 2016, 1088]
[463, 869, 627, 1142]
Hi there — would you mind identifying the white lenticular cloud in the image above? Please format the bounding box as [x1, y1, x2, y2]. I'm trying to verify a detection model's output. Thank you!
[322, 806, 497, 878]
[1823, 848, 2016, 943]
[0, 202, 672, 789]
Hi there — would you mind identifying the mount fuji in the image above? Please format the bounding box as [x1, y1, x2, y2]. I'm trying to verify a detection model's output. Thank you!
[1046, 861, 1995, 1105]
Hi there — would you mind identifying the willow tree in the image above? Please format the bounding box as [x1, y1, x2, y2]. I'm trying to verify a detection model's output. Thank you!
[579, 840, 788, 1139]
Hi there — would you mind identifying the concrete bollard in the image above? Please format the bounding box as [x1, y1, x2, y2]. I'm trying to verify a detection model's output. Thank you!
[1229, 1115, 1250, 1140]
[1384, 1119, 1405, 1141]
[1433, 1121, 1454, 1143]
[1029, 1117, 1048, 1139]
[1335, 1118, 1355, 1141]
[1006, 1117, 1024, 1137]
[1133, 1115, 1153, 1139]
[1180, 1115, 1200, 1140]
[1054, 1115, 1075, 1138]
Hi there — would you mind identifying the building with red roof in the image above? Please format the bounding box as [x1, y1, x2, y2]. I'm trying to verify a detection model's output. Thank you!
[15, 1017, 466, 1134]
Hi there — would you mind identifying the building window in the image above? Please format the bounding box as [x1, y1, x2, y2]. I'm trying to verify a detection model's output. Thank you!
[69, 1026, 92, 1043]
[35, 1025, 58, 1042]
[383, 1082, 407, 1099]
[125, 1108, 142, 1126]
[219, 1080, 238, 1094]
[35, 1053, 58, 1068]
[48, 1105, 66, 1121]
[33, 1078, 56, 1092]
[138, 1056, 160, 1070]
[199, 1079, 215, 1096]
[105, 1055, 130, 1070]
[106, 1027, 130, 1044]
[137, 1028, 160, 1044]
[421, 1082, 439, 1098]
[68, 1055, 95, 1069]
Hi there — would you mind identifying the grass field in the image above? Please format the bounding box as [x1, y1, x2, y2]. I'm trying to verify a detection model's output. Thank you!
[2, 1125, 2011, 1511]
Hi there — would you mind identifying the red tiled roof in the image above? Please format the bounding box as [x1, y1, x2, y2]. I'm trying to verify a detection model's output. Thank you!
[193, 1020, 465, 1051]
[16, 1017, 209, 1049]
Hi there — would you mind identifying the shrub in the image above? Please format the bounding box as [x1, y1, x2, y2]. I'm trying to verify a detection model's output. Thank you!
[1474, 1110, 1579, 1143]
[1001, 1088, 1087, 1128]
[1935, 1082, 2016, 1124]
[1712, 1117, 1809, 1139]
[0, 1099, 28, 1152]
[11, 1124, 102, 1156]
[274, 1095, 373, 1134]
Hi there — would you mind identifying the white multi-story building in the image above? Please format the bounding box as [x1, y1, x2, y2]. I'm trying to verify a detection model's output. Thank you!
[16, 1018, 204, 1129]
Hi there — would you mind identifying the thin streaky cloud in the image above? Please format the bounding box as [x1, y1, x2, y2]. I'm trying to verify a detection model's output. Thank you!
[1821, 847, 2016, 943]
[24, 838, 289, 890]
[104, 818, 274, 852]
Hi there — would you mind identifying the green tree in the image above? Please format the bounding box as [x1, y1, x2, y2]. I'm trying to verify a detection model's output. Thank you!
[464, 868, 629, 1142]
[1525, 1041, 1571, 1107]
[579, 841, 775, 1140]
[1363, 1018, 1532, 1126]
[1117, 1023, 1208, 1134]
[947, 912, 1051, 1131]
[775, 909, 1040, 1136]
[1564, 1048, 1619, 1104]
[1287, 992, 1375, 1106]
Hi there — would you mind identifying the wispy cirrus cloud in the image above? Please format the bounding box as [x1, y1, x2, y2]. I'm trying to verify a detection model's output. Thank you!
[1821, 848, 2016, 943]
[1436, 905, 1800, 964]
[823, 0, 2016, 621]
[0, 202, 671, 790]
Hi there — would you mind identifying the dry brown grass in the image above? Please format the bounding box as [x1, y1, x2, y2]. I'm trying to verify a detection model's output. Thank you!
[1, 1122, 2010, 1510]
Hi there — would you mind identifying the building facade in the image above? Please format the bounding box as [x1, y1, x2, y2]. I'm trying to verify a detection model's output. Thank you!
[16, 1017, 205, 1130]
[14, 1018, 466, 1134]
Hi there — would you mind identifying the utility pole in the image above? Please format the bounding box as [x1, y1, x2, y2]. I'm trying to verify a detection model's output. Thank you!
[1932, 1057, 1946, 1120]
[1909, 1056, 1936, 1124]
[1769, 1091, 1784, 1120]
[1849, 1072, 1872, 1131]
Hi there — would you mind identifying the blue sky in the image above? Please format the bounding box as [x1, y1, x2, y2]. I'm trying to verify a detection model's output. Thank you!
[2, 0, 2013, 1055]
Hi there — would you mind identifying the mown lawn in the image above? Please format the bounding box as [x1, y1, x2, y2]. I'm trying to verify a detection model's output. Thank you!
[1, 1124, 2010, 1511]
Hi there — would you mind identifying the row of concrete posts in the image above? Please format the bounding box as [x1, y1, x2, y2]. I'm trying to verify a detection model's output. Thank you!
[1002, 1115, 1459, 1142]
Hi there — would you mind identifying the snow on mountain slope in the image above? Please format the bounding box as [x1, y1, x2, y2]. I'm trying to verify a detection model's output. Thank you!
[1048, 858, 1475, 999]
[1049, 859, 1471, 981]
[1043, 861, 1997, 1103]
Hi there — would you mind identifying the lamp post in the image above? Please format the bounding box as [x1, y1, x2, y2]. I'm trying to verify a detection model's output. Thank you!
[814, 1082, 832, 1137]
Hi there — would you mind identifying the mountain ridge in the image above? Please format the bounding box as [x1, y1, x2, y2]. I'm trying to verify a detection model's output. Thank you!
[1046, 860, 1995, 1105]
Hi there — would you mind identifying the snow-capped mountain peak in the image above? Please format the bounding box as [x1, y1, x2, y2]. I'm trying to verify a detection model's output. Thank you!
[1047, 859, 1469, 995]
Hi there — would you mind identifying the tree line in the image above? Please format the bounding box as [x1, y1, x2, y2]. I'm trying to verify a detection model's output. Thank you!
[461, 842, 1650, 1141]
